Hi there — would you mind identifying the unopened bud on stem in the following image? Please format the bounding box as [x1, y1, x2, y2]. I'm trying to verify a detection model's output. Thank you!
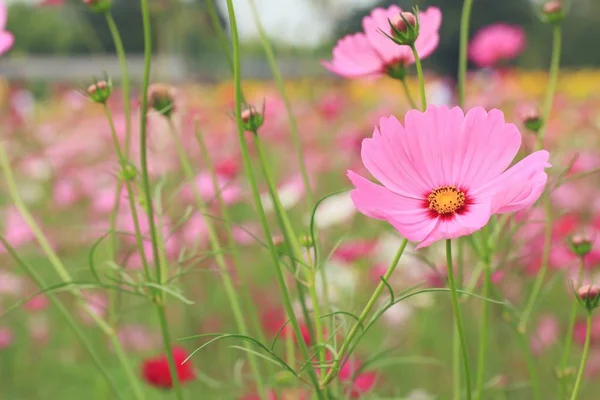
[383, 9, 420, 46]
[577, 284, 600, 312]
[83, 0, 112, 13]
[569, 233, 593, 258]
[147, 83, 176, 117]
[521, 107, 543, 133]
[239, 104, 264, 133]
[541, 1, 565, 24]
[86, 79, 112, 104]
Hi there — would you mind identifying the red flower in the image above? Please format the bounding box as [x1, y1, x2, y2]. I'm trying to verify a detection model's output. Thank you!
[141, 346, 195, 389]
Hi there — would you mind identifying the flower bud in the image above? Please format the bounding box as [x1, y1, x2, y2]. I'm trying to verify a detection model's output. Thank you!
[578, 285, 600, 301]
[391, 12, 417, 33]
[83, 0, 112, 13]
[147, 83, 176, 117]
[541, 1, 565, 24]
[119, 163, 138, 181]
[240, 105, 264, 132]
[385, 10, 420, 46]
[86, 80, 112, 104]
[568, 234, 593, 258]
[555, 366, 576, 380]
[298, 234, 314, 248]
[521, 108, 543, 133]
[577, 284, 600, 312]
[385, 63, 406, 81]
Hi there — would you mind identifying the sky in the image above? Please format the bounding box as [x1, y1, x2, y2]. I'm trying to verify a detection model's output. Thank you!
[217, 0, 379, 48]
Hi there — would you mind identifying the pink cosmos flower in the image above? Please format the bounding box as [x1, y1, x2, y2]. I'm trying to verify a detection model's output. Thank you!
[468, 24, 526, 68]
[0, 0, 14, 56]
[324, 5, 441, 78]
[339, 358, 378, 398]
[348, 106, 550, 249]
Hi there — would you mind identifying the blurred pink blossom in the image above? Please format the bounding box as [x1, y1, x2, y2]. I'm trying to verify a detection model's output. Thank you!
[0, 1, 14, 56]
[324, 6, 441, 78]
[530, 314, 559, 355]
[0, 327, 13, 348]
[469, 24, 526, 68]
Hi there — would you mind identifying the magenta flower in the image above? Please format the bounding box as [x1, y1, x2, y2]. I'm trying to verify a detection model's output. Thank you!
[468, 24, 526, 68]
[0, 0, 13, 56]
[323, 5, 441, 78]
[348, 106, 550, 249]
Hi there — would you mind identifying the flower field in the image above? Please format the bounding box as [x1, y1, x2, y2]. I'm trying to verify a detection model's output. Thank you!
[2, 1, 600, 399]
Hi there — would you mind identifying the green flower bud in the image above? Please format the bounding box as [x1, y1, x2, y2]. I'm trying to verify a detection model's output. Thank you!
[83, 0, 112, 14]
[87, 80, 112, 104]
[541, 1, 565, 25]
[240, 105, 265, 133]
[568, 234, 593, 258]
[148, 83, 176, 117]
[577, 285, 600, 312]
[384, 11, 419, 47]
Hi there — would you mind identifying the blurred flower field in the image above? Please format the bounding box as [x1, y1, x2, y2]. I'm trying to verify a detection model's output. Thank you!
[3, 0, 600, 399]
[1, 69, 600, 399]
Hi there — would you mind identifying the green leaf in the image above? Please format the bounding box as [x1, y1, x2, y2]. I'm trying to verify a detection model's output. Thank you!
[140, 282, 194, 304]
[181, 333, 297, 377]
[380, 275, 395, 304]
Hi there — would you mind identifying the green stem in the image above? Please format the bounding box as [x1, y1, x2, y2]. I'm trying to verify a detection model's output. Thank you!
[193, 122, 268, 346]
[0, 134, 145, 400]
[138, 0, 184, 397]
[453, 326, 461, 400]
[319, 239, 409, 387]
[536, 24, 562, 151]
[205, 0, 233, 72]
[102, 13, 131, 325]
[516, 325, 540, 400]
[519, 194, 553, 332]
[570, 312, 592, 400]
[475, 258, 492, 399]
[247, 0, 314, 208]
[253, 135, 324, 369]
[446, 239, 472, 400]
[0, 237, 123, 399]
[400, 78, 417, 109]
[103, 105, 153, 283]
[559, 258, 586, 397]
[169, 119, 267, 399]
[104, 12, 132, 156]
[453, 239, 465, 400]
[107, 179, 123, 327]
[224, 1, 323, 397]
[457, 0, 474, 107]
[410, 45, 427, 111]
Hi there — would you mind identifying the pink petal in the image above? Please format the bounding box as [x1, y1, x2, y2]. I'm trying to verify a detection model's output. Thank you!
[403, 106, 465, 188]
[478, 150, 550, 214]
[347, 171, 437, 243]
[363, 6, 441, 65]
[322, 33, 384, 78]
[416, 200, 492, 249]
[361, 116, 430, 197]
[0, 2, 7, 30]
[454, 107, 522, 190]
[0, 31, 13, 56]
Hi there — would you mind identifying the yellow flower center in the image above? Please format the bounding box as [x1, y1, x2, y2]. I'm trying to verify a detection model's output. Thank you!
[427, 186, 466, 215]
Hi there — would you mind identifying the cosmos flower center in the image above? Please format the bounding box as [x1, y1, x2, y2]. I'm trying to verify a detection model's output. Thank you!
[427, 186, 466, 215]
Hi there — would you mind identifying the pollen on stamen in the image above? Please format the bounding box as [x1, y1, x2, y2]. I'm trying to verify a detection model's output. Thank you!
[427, 186, 466, 216]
